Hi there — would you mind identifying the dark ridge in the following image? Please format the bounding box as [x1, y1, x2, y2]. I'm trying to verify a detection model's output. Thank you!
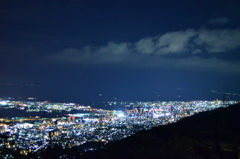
[81, 103, 240, 159]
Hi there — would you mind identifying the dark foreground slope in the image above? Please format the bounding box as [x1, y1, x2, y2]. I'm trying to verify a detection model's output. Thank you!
[82, 103, 240, 159]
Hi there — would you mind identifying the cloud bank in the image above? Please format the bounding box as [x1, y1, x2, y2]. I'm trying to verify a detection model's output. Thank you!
[48, 28, 240, 74]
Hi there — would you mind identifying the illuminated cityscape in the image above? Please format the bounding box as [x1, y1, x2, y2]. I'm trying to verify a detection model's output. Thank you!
[0, 99, 237, 157]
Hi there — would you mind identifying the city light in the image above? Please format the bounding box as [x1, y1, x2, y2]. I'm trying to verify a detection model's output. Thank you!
[0, 99, 236, 157]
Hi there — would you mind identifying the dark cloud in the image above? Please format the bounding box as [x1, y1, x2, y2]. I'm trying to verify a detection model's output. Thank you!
[160, 57, 240, 74]
[194, 28, 240, 53]
[48, 42, 132, 64]
[47, 28, 240, 74]
[135, 29, 197, 55]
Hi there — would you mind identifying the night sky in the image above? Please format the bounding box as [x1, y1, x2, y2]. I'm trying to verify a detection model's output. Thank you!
[1, 0, 240, 104]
